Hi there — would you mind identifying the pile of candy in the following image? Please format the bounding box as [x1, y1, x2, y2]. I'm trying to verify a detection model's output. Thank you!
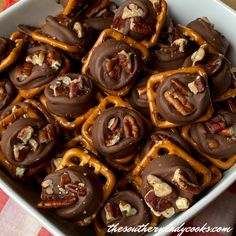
[0, 0, 235, 235]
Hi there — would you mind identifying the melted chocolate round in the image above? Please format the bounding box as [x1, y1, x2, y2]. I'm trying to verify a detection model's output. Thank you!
[141, 155, 198, 216]
[1, 118, 56, 168]
[187, 18, 229, 55]
[88, 39, 142, 90]
[44, 73, 94, 119]
[128, 77, 150, 117]
[156, 72, 211, 125]
[190, 110, 236, 159]
[9, 45, 64, 90]
[40, 166, 103, 221]
[112, 0, 157, 41]
[101, 190, 150, 236]
[0, 80, 16, 111]
[91, 107, 149, 159]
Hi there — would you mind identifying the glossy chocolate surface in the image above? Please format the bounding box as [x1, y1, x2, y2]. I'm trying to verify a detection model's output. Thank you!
[0, 80, 16, 111]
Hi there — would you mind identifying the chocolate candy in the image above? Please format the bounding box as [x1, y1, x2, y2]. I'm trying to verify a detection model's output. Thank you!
[101, 190, 150, 236]
[44, 73, 94, 119]
[141, 155, 200, 218]
[91, 106, 149, 159]
[156, 72, 211, 125]
[190, 110, 236, 160]
[0, 80, 16, 111]
[187, 17, 229, 55]
[112, 0, 157, 41]
[9, 45, 64, 90]
[38, 166, 103, 222]
[88, 39, 142, 91]
[1, 117, 56, 167]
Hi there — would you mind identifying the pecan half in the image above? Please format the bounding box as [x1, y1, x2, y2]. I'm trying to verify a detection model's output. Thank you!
[171, 79, 192, 97]
[205, 114, 226, 134]
[65, 183, 87, 196]
[164, 90, 194, 116]
[123, 115, 139, 138]
[37, 196, 77, 209]
[104, 202, 122, 224]
[172, 169, 201, 194]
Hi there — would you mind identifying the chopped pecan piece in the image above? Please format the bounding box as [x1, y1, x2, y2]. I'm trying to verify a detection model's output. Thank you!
[105, 128, 122, 146]
[60, 172, 71, 187]
[104, 202, 122, 224]
[123, 115, 139, 138]
[187, 76, 206, 94]
[118, 50, 133, 73]
[13, 143, 29, 162]
[119, 200, 137, 217]
[122, 4, 144, 20]
[65, 183, 87, 196]
[38, 124, 55, 144]
[17, 126, 34, 143]
[205, 114, 226, 134]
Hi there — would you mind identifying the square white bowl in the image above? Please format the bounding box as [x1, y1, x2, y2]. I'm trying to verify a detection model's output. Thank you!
[0, 0, 235, 235]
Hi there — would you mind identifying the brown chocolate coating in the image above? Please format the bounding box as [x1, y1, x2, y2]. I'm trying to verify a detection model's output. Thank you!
[101, 190, 150, 236]
[141, 155, 199, 215]
[0, 37, 14, 61]
[91, 107, 149, 159]
[111, 0, 157, 41]
[1, 118, 56, 168]
[40, 166, 103, 221]
[0, 79, 16, 111]
[128, 77, 150, 117]
[190, 110, 236, 159]
[140, 129, 193, 159]
[44, 73, 94, 119]
[88, 39, 142, 90]
[156, 73, 211, 125]
[9, 45, 64, 90]
[187, 18, 229, 55]
[183, 53, 232, 97]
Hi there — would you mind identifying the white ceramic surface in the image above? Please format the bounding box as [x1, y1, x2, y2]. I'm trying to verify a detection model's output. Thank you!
[0, 0, 235, 236]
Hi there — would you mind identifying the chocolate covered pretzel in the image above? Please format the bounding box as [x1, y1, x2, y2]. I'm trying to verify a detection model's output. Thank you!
[141, 155, 200, 218]
[38, 166, 103, 222]
[91, 106, 149, 160]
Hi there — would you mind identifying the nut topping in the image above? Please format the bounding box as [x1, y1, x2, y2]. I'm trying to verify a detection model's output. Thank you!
[187, 76, 206, 94]
[204, 56, 223, 76]
[42, 179, 54, 195]
[219, 125, 236, 138]
[119, 200, 138, 217]
[147, 175, 172, 197]
[73, 22, 84, 38]
[118, 50, 133, 73]
[207, 138, 220, 149]
[38, 124, 55, 144]
[15, 167, 26, 178]
[108, 117, 119, 131]
[172, 38, 188, 53]
[123, 115, 139, 138]
[122, 4, 144, 20]
[60, 172, 71, 187]
[171, 79, 192, 97]
[172, 169, 200, 194]
[164, 90, 194, 116]
[191, 45, 206, 66]
[26, 51, 46, 66]
[104, 202, 122, 224]
[105, 128, 122, 146]
[17, 126, 34, 143]
[205, 114, 226, 134]
[175, 197, 190, 210]
[13, 143, 29, 162]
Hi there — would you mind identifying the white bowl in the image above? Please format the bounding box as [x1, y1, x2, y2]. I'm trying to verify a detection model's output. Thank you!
[0, 0, 235, 235]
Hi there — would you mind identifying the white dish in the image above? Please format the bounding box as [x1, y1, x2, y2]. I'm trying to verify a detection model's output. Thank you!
[0, 0, 235, 235]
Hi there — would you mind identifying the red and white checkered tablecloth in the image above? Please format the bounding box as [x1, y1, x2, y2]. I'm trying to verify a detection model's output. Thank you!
[0, 1, 235, 236]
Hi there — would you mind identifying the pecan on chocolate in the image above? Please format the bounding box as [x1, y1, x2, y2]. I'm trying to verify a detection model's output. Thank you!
[37, 196, 77, 209]
[119, 200, 137, 217]
[60, 172, 71, 187]
[187, 76, 206, 95]
[104, 202, 122, 224]
[123, 115, 139, 138]
[38, 124, 55, 144]
[171, 169, 201, 194]
[204, 55, 223, 76]
[205, 114, 226, 134]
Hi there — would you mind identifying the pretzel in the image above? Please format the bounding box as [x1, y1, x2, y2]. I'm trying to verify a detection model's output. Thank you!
[81, 28, 149, 96]
[132, 140, 212, 191]
[147, 67, 214, 128]
[57, 147, 116, 226]
[62, 0, 80, 16]
[0, 105, 40, 133]
[93, 177, 159, 236]
[181, 125, 236, 169]
[0, 38, 24, 73]
[176, 24, 218, 55]
[39, 91, 102, 130]
[81, 95, 131, 144]
[142, 0, 168, 48]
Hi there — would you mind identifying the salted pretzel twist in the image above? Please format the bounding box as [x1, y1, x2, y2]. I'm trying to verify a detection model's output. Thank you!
[147, 66, 214, 128]
[181, 125, 236, 169]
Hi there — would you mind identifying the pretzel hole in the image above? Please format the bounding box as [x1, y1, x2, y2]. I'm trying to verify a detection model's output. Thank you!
[70, 156, 82, 165]
[98, 174, 107, 185]
[158, 148, 169, 156]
